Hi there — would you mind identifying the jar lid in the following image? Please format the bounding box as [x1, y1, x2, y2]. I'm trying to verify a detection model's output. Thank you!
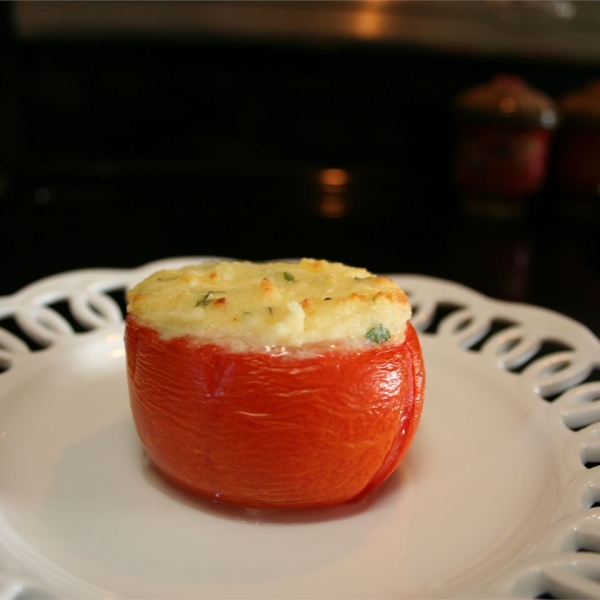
[558, 80, 600, 126]
[454, 75, 558, 128]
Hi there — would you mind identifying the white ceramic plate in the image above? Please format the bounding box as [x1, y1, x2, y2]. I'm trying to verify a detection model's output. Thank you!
[1, 257, 600, 600]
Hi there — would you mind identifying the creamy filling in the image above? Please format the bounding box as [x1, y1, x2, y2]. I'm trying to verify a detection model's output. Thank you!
[127, 258, 412, 352]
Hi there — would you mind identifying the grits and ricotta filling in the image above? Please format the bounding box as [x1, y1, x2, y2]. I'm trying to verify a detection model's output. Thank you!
[126, 258, 411, 353]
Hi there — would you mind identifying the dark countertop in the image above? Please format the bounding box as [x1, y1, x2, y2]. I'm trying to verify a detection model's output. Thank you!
[3, 163, 598, 339]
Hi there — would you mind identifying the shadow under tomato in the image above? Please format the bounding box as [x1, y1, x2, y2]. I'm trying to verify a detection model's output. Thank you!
[140, 447, 408, 525]
[39, 416, 402, 588]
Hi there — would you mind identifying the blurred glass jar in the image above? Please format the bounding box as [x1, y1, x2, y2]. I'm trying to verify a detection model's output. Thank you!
[453, 75, 558, 219]
[556, 81, 600, 205]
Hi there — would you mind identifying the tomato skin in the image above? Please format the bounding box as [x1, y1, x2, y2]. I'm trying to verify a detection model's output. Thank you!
[125, 315, 425, 510]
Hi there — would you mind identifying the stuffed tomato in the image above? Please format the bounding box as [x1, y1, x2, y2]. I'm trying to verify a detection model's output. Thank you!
[125, 258, 425, 510]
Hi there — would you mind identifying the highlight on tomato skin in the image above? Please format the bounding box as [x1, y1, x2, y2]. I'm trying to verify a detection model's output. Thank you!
[125, 315, 425, 511]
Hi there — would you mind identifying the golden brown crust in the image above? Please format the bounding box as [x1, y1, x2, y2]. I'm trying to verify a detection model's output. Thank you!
[127, 258, 411, 351]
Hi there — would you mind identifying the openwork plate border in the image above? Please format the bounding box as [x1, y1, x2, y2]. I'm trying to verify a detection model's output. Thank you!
[0, 257, 599, 600]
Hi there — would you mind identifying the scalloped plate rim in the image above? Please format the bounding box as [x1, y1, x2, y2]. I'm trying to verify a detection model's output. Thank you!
[0, 257, 599, 600]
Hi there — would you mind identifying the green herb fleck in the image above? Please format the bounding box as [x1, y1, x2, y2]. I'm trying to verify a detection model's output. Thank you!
[283, 271, 295, 282]
[196, 291, 225, 307]
[157, 276, 177, 282]
[366, 324, 391, 344]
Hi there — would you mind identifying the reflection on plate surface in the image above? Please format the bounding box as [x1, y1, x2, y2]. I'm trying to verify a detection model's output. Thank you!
[1, 257, 600, 599]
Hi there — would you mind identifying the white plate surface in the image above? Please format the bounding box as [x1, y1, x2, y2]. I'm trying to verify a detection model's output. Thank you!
[1, 257, 600, 600]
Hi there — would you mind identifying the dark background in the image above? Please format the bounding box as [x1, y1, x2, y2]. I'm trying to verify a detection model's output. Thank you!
[1, 1, 598, 336]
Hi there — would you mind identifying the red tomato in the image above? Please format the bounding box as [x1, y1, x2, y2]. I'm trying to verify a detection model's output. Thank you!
[125, 316, 425, 510]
